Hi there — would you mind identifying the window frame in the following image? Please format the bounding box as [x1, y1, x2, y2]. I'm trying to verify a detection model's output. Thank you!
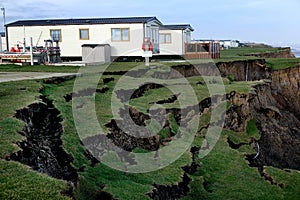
[159, 33, 172, 44]
[111, 28, 130, 42]
[50, 29, 62, 42]
[79, 28, 90, 40]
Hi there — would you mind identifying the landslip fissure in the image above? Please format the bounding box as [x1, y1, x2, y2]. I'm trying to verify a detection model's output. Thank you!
[82, 76, 231, 157]
[147, 173, 191, 200]
[81, 81, 226, 199]
[8, 96, 78, 183]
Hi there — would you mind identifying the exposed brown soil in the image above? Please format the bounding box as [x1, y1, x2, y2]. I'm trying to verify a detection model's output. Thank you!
[8, 96, 78, 183]
[226, 78, 300, 171]
[147, 173, 191, 200]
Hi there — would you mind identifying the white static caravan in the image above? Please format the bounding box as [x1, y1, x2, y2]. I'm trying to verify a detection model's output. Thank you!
[5, 17, 162, 60]
[159, 24, 194, 56]
[219, 40, 240, 49]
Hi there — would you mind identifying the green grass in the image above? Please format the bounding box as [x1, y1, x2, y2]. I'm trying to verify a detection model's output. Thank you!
[41, 73, 194, 199]
[0, 160, 70, 200]
[0, 64, 80, 73]
[1, 54, 300, 199]
[219, 47, 284, 60]
[215, 47, 279, 61]
[0, 62, 138, 73]
[217, 47, 300, 70]
[41, 79, 90, 168]
[0, 80, 41, 120]
[128, 75, 257, 115]
[0, 80, 42, 158]
[37, 63, 284, 199]
[185, 133, 283, 200]
[266, 58, 300, 70]
[0, 80, 70, 200]
[246, 119, 260, 139]
[0, 118, 24, 158]
[265, 167, 300, 199]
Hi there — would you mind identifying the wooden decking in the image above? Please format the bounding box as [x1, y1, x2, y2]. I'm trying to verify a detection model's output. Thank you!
[0, 53, 41, 64]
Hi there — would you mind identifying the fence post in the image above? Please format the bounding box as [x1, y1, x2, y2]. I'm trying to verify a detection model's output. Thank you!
[30, 37, 33, 66]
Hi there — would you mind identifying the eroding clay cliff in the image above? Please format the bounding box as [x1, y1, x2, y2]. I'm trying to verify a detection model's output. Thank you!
[157, 59, 270, 81]
[271, 65, 300, 119]
[217, 59, 270, 81]
[246, 47, 296, 58]
[248, 83, 300, 170]
[226, 65, 300, 171]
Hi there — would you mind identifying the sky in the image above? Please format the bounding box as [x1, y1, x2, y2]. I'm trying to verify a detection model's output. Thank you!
[0, 0, 299, 47]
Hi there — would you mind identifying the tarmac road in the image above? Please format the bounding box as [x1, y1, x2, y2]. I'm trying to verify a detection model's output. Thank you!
[0, 72, 78, 83]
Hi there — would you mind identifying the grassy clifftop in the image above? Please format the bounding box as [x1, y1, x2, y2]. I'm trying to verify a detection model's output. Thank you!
[0, 47, 300, 199]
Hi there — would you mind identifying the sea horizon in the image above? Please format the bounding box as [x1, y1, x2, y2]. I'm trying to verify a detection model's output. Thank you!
[291, 47, 300, 58]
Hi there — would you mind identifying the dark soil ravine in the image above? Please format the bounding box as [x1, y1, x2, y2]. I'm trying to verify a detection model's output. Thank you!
[8, 96, 78, 183]
[83, 93, 220, 157]
[182, 146, 201, 175]
[147, 173, 191, 200]
[64, 86, 109, 102]
[115, 83, 164, 103]
[155, 94, 179, 105]
[226, 138, 248, 150]
[103, 77, 115, 84]
[43, 74, 77, 84]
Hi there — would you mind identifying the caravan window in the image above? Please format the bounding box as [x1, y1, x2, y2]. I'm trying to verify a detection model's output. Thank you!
[159, 33, 172, 44]
[121, 29, 129, 41]
[111, 28, 130, 41]
[79, 29, 89, 40]
[50, 29, 62, 42]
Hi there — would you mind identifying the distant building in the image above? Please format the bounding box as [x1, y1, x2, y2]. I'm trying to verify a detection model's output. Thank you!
[219, 40, 240, 48]
[195, 39, 240, 49]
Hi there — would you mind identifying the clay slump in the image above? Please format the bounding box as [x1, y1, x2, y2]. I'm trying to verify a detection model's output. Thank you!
[9, 96, 78, 183]
[226, 80, 300, 171]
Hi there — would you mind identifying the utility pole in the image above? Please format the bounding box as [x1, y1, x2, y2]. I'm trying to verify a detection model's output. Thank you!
[0, 7, 5, 52]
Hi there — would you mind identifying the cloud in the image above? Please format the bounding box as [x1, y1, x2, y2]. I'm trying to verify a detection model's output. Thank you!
[0, 0, 298, 45]
[2, 0, 69, 22]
